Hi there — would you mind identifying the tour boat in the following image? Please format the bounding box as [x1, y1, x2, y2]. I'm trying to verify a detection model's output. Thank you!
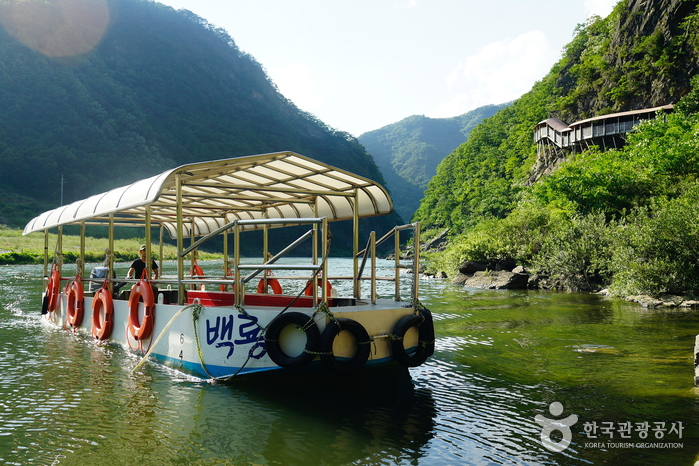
[24, 152, 434, 380]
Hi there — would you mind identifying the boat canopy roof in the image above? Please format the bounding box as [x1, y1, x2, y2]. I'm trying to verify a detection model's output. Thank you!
[23, 152, 393, 239]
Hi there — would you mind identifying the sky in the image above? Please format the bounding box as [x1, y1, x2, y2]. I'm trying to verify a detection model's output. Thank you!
[156, 0, 619, 136]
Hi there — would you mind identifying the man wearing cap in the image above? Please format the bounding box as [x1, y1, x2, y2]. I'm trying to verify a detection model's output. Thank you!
[127, 245, 159, 280]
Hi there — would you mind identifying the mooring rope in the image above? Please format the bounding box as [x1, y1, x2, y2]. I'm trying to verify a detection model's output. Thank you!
[139, 254, 335, 381]
[132, 300, 202, 374]
[190, 259, 333, 381]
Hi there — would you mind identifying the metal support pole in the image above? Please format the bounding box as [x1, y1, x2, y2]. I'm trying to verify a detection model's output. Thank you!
[145, 204, 152, 279]
[313, 199, 319, 305]
[353, 189, 359, 299]
[43, 230, 49, 290]
[79, 221, 85, 279]
[370, 231, 376, 304]
[395, 228, 401, 301]
[159, 225, 164, 275]
[234, 222, 241, 306]
[57, 225, 63, 276]
[190, 220, 196, 290]
[176, 173, 185, 304]
[322, 217, 329, 304]
[263, 210, 269, 292]
[108, 215, 114, 294]
[412, 222, 421, 301]
[223, 228, 229, 284]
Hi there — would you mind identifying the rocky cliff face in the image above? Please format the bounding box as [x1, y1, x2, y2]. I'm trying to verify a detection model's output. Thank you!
[607, 0, 699, 106]
[528, 0, 699, 184]
[553, 0, 699, 123]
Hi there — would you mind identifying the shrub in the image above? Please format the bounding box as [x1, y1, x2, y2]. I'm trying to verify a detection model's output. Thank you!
[427, 200, 569, 275]
[608, 188, 699, 296]
[532, 212, 614, 291]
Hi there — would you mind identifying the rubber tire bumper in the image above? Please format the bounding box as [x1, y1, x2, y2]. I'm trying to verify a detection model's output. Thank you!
[319, 318, 371, 374]
[265, 312, 321, 368]
[391, 308, 435, 367]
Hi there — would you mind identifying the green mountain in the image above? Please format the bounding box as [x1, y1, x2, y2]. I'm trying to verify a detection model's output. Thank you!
[0, 0, 400, 250]
[417, 0, 699, 296]
[358, 104, 509, 222]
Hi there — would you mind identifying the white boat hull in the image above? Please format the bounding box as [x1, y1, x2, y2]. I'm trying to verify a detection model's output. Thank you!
[45, 290, 428, 380]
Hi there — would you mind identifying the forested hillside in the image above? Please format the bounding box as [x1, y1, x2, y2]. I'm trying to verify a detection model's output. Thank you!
[0, 0, 400, 249]
[418, 0, 699, 297]
[358, 104, 509, 221]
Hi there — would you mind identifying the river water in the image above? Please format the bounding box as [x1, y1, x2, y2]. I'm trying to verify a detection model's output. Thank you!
[1, 260, 698, 465]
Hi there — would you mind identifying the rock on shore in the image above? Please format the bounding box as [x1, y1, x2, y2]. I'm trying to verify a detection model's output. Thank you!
[422, 258, 699, 308]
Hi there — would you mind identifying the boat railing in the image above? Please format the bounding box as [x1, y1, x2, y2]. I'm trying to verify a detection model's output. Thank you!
[355, 222, 420, 304]
[77, 218, 420, 308]
[178, 217, 330, 306]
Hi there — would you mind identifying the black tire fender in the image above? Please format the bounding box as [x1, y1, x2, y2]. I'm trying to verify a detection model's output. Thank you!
[319, 318, 371, 374]
[391, 308, 435, 367]
[264, 312, 320, 368]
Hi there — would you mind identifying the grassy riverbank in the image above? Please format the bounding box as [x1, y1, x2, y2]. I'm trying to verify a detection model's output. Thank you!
[0, 226, 220, 265]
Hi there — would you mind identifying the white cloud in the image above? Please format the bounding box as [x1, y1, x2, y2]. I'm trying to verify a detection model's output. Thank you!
[584, 0, 618, 18]
[269, 63, 324, 111]
[431, 30, 555, 118]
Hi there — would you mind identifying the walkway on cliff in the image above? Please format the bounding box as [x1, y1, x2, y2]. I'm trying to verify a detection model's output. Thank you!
[534, 104, 674, 153]
[527, 104, 674, 186]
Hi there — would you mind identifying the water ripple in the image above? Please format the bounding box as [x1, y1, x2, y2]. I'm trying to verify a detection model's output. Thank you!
[0, 263, 696, 465]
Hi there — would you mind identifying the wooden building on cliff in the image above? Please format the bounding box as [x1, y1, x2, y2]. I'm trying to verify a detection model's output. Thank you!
[534, 104, 674, 155]
[528, 105, 674, 185]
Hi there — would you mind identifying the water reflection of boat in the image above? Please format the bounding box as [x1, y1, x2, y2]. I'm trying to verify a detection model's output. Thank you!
[236, 365, 437, 465]
[24, 152, 435, 380]
[78, 363, 436, 465]
[174, 364, 436, 465]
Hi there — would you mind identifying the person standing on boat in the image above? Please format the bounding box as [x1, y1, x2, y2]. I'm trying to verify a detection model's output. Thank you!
[127, 245, 159, 280]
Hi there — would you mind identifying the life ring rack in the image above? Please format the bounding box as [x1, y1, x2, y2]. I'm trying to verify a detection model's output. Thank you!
[127, 279, 155, 341]
[257, 276, 283, 294]
[220, 267, 234, 292]
[92, 283, 114, 341]
[190, 263, 205, 291]
[45, 265, 61, 314]
[65, 277, 84, 328]
[303, 276, 332, 297]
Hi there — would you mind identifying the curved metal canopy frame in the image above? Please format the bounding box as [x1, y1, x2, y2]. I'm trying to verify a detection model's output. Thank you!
[23, 152, 393, 239]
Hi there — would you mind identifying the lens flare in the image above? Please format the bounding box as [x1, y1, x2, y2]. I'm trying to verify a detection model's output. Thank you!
[0, 0, 110, 58]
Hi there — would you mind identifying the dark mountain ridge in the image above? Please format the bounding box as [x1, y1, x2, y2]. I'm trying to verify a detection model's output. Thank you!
[0, 0, 400, 244]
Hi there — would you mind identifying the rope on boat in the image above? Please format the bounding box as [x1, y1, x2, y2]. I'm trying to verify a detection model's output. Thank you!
[132, 299, 203, 374]
[191, 302, 266, 381]
[190, 259, 334, 381]
[192, 302, 222, 380]
[411, 297, 426, 312]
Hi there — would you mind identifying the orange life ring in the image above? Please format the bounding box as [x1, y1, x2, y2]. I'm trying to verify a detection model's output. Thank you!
[128, 279, 155, 340]
[190, 264, 205, 291]
[220, 267, 234, 292]
[257, 277, 283, 294]
[191, 264, 204, 277]
[65, 279, 84, 327]
[91, 286, 114, 341]
[304, 278, 332, 297]
[46, 266, 61, 313]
